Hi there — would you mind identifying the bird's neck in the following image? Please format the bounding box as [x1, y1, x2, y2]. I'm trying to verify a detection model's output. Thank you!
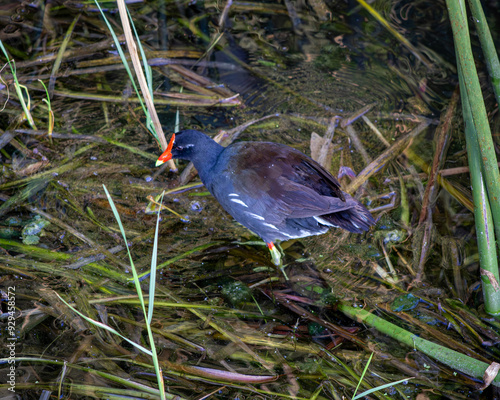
[191, 141, 224, 186]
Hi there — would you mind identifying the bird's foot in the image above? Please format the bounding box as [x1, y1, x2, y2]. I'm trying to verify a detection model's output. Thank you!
[267, 242, 288, 280]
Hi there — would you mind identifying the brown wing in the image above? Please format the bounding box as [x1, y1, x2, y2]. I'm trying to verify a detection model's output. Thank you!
[223, 142, 348, 223]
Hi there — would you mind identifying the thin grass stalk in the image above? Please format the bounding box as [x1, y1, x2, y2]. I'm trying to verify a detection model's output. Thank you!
[352, 352, 374, 399]
[116, 0, 166, 149]
[459, 63, 500, 314]
[28, 88, 240, 106]
[55, 294, 153, 355]
[93, 1, 150, 121]
[467, 0, 500, 106]
[354, 377, 412, 400]
[146, 195, 166, 397]
[0, 40, 37, 129]
[96, 0, 177, 170]
[126, 6, 155, 134]
[338, 303, 500, 388]
[446, 0, 500, 242]
[0, 357, 167, 397]
[102, 186, 166, 400]
[48, 14, 80, 96]
[38, 80, 54, 139]
[148, 191, 164, 324]
[93, 0, 172, 171]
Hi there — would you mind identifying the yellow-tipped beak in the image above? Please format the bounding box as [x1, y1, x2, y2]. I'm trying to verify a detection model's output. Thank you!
[156, 133, 175, 167]
[156, 150, 172, 166]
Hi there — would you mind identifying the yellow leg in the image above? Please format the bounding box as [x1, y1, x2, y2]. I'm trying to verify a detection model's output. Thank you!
[267, 242, 288, 280]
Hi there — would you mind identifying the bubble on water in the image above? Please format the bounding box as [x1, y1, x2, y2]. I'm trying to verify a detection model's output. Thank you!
[190, 201, 203, 213]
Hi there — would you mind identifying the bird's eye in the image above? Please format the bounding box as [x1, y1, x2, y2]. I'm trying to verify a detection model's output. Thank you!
[176, 144, 194, 151]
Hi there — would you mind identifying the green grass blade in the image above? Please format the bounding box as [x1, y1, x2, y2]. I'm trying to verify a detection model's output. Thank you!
[55, 292, 153, 356]
[0, 39, 37, 129]
[103, 185, 166, 400]
[353, 377, 413, 400]
[148, 191, 164, 324]
[102, 185, 147, 314]
[352, 352, 374, 399]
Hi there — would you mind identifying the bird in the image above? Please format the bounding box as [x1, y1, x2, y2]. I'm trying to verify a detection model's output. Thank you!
[156, 129, 375, 268]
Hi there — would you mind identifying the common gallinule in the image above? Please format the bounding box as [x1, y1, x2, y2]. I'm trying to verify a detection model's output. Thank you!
[156, 130, 375, 266]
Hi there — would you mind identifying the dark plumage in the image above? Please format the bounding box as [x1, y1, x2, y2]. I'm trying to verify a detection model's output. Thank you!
[157, 130, 375, 264]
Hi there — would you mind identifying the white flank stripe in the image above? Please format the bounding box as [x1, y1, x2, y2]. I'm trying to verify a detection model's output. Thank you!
[230, 198, 248, 207]
[280, 227, 328, 239]
[228, 193, 239, 197]
[245, 212, 265, 220]
[314, 216, 339, 228]
[262, 222, 279, 230]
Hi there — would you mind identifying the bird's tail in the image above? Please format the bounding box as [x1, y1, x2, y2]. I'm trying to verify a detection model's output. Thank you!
[318, 199, 375, 233]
